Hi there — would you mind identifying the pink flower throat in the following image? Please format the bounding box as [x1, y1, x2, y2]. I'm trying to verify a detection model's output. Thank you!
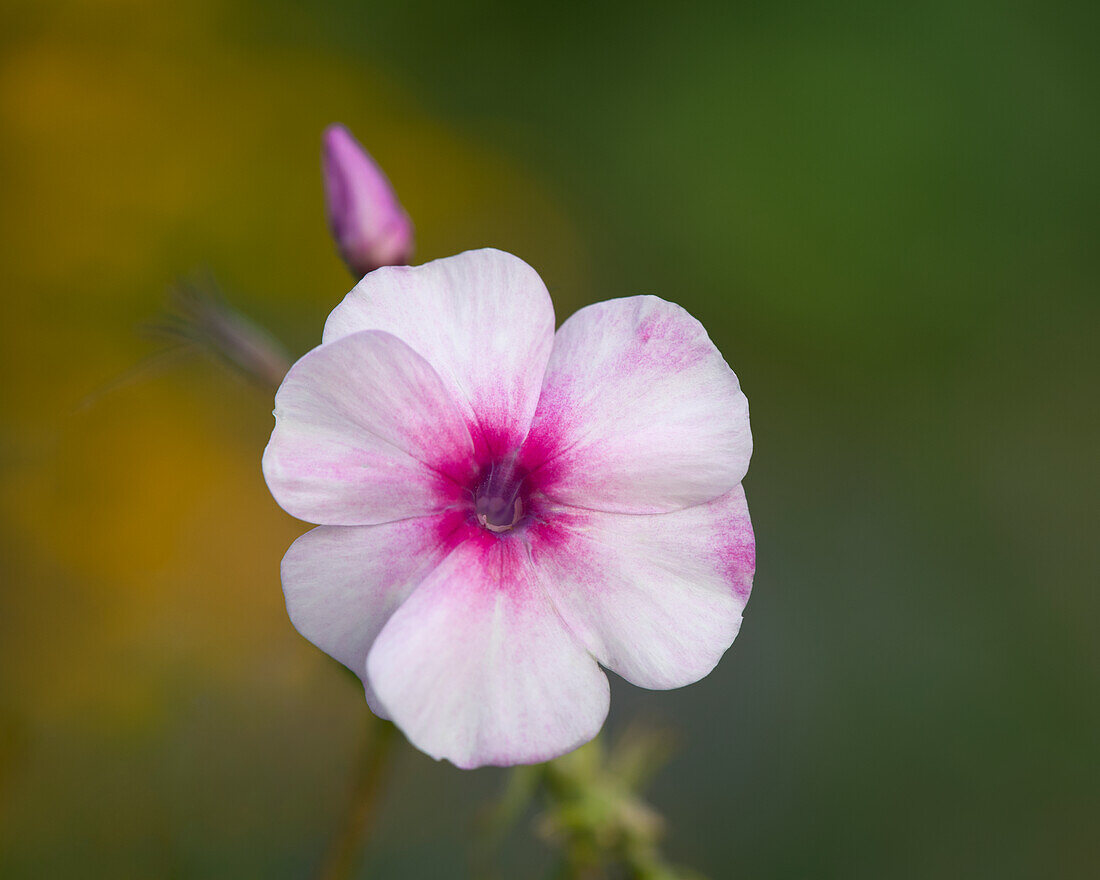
[473, 458, 528, 533]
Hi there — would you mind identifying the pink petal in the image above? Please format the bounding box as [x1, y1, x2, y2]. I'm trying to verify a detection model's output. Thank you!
[281, 514, 464, 718]
[263, 330, 474, 525]
[522, 296, 751, 514]
[530, 486, 755, 690]
[323, 249, 555, 457]
[365, 535, 610, 768]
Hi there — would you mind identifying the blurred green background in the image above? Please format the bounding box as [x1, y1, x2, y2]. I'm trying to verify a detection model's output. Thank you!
[1, 0, 1097, 877]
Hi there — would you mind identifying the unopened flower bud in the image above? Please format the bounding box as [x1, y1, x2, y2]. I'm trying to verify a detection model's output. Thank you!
[156, 278, 290, 391]
[321, 123, 415, 278]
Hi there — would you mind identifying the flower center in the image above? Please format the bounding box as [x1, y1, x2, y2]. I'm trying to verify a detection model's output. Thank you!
[474, 459, 526, 533]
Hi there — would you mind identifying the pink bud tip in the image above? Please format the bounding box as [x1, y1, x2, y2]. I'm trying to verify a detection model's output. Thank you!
[321, 123, 415, 278]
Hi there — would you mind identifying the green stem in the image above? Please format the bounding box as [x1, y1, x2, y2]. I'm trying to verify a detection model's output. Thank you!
[314, 717, 397, 880]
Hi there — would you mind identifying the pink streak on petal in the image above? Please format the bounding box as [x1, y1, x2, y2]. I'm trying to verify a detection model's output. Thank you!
[523, 295, 751, 514]
[281, 510, 470, 717]
[262, 330, 475, 526]
[526, 485, 755, 690]
[366, 534, 609, 769]
[322, 249, 555, 460]
[712, 488, 756, 600]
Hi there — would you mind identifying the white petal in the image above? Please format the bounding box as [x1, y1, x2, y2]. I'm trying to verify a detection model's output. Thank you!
[324, 248, 555, 456]
[366, 535, 609, 768]
[522, 296, 751, 513]
[280, 514, 466, 717]
[263, 330, 474, 525]
[530, 486, 755, 690]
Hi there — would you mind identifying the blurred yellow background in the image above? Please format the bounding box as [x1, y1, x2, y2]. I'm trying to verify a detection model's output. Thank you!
[1, 0, 1097, 877]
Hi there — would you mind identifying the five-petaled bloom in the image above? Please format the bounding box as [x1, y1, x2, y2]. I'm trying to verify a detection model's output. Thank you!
[263, 249, 754, 769]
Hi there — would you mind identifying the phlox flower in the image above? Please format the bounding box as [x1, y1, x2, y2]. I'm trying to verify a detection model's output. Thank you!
[263, 248, 754, 769]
